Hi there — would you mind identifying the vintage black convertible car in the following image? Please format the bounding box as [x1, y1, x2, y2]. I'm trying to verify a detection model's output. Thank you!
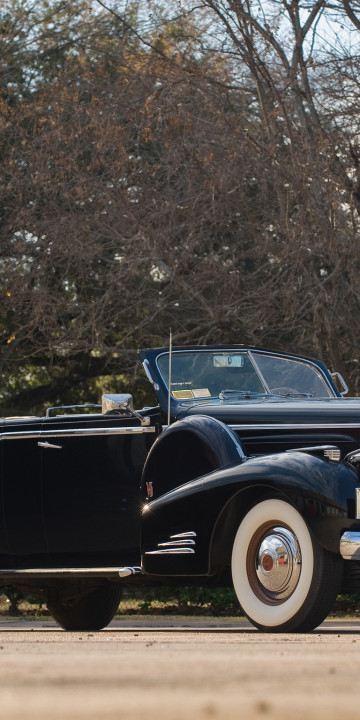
[2, 345, 360, 633]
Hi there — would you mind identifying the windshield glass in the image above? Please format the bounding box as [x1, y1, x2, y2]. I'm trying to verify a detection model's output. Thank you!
[252, 353, 332, 398]
[156, 350, 333, 400]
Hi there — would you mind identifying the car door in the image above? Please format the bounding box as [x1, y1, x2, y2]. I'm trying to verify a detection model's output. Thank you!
[1, 418, 47, 560]
[40, 411, 159, 565]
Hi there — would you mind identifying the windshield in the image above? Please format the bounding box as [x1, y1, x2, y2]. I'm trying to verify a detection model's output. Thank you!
[156, 350, 333, 400]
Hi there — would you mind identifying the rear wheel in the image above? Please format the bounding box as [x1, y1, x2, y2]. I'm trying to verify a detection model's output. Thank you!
[231, 499, 342, 632]
[47, 583, 122, 631]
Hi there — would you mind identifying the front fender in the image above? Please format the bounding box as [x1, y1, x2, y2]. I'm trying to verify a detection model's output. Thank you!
[141, 450, 359, 577]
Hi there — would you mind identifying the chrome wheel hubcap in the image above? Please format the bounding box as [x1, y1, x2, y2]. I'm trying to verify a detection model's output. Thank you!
[251, 525, 301, 603]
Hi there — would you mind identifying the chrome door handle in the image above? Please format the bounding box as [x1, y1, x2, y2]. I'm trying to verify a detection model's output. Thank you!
[37, 441, 62, 450]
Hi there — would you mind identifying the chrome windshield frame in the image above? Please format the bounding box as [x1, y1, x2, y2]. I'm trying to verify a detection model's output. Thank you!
[154, 348, 336, 401]
[248, 350, 271, 393]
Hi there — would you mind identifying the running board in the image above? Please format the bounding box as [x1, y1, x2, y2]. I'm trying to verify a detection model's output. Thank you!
[0, 566, 143, 580]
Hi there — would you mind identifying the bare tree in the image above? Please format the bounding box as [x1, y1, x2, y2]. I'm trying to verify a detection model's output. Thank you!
[3, 0, 360, 414]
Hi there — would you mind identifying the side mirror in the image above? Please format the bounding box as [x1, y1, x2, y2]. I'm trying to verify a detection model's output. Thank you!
[102, 393, 134, 414]
[101, 394, 150, 426]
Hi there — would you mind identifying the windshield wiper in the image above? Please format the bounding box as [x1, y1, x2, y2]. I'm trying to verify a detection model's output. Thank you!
[219, 389, 313, 400]
[277, 392, 313, 398]
[219, 389, 269, 400]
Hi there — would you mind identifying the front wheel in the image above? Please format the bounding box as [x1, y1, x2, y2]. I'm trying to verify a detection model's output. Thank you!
[231, 499, 342, 632]
[47, 582, 122, 631]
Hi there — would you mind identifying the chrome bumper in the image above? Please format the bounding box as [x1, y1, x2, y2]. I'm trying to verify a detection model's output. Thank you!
[340, 532, 360, 560]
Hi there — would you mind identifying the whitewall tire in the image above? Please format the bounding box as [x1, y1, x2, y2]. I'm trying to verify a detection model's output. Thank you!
[231, 499, 342, 632]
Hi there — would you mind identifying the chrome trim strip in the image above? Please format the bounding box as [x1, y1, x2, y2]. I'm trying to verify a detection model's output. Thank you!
[143, 359, 160, 391]
[0, 567, 143, 578]
[340, 531, 360, 560]
[0, 426, 156, 441]
[5, 423, 360, 440]
[324, 448, 341, 462]
[230, 423, 360, 431]
[144, 548, 195, 555]
[356, 489, 360, 520]
[158, 540, 196, 547]
[46, 404, 101, 417]
[170, 532, 197, 539]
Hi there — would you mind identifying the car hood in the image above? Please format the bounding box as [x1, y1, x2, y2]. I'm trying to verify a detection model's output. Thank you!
[179, 397, 360, 425]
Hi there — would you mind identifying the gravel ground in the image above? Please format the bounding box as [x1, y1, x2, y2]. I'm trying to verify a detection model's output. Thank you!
[0, 618, 359, 720]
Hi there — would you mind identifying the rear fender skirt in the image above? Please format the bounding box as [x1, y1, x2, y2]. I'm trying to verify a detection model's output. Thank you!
[141, 450, 359, 576]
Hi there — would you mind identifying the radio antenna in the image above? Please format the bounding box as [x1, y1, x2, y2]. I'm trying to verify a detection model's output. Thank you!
[167, 328, 172, 426]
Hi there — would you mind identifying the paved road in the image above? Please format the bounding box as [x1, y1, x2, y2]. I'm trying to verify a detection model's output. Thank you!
[0, 618, 359, 720]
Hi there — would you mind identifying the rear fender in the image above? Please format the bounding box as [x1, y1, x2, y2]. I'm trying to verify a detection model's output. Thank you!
[141, 414, 245, 501]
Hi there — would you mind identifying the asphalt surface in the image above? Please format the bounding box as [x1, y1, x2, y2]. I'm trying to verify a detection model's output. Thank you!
[0, 617, 359, 720]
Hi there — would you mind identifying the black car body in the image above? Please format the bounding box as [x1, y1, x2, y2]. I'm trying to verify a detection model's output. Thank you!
[1, 345, 360, 632]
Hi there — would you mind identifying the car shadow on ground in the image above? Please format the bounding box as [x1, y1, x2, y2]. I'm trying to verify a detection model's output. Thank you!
[0, 617, 359, 634]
